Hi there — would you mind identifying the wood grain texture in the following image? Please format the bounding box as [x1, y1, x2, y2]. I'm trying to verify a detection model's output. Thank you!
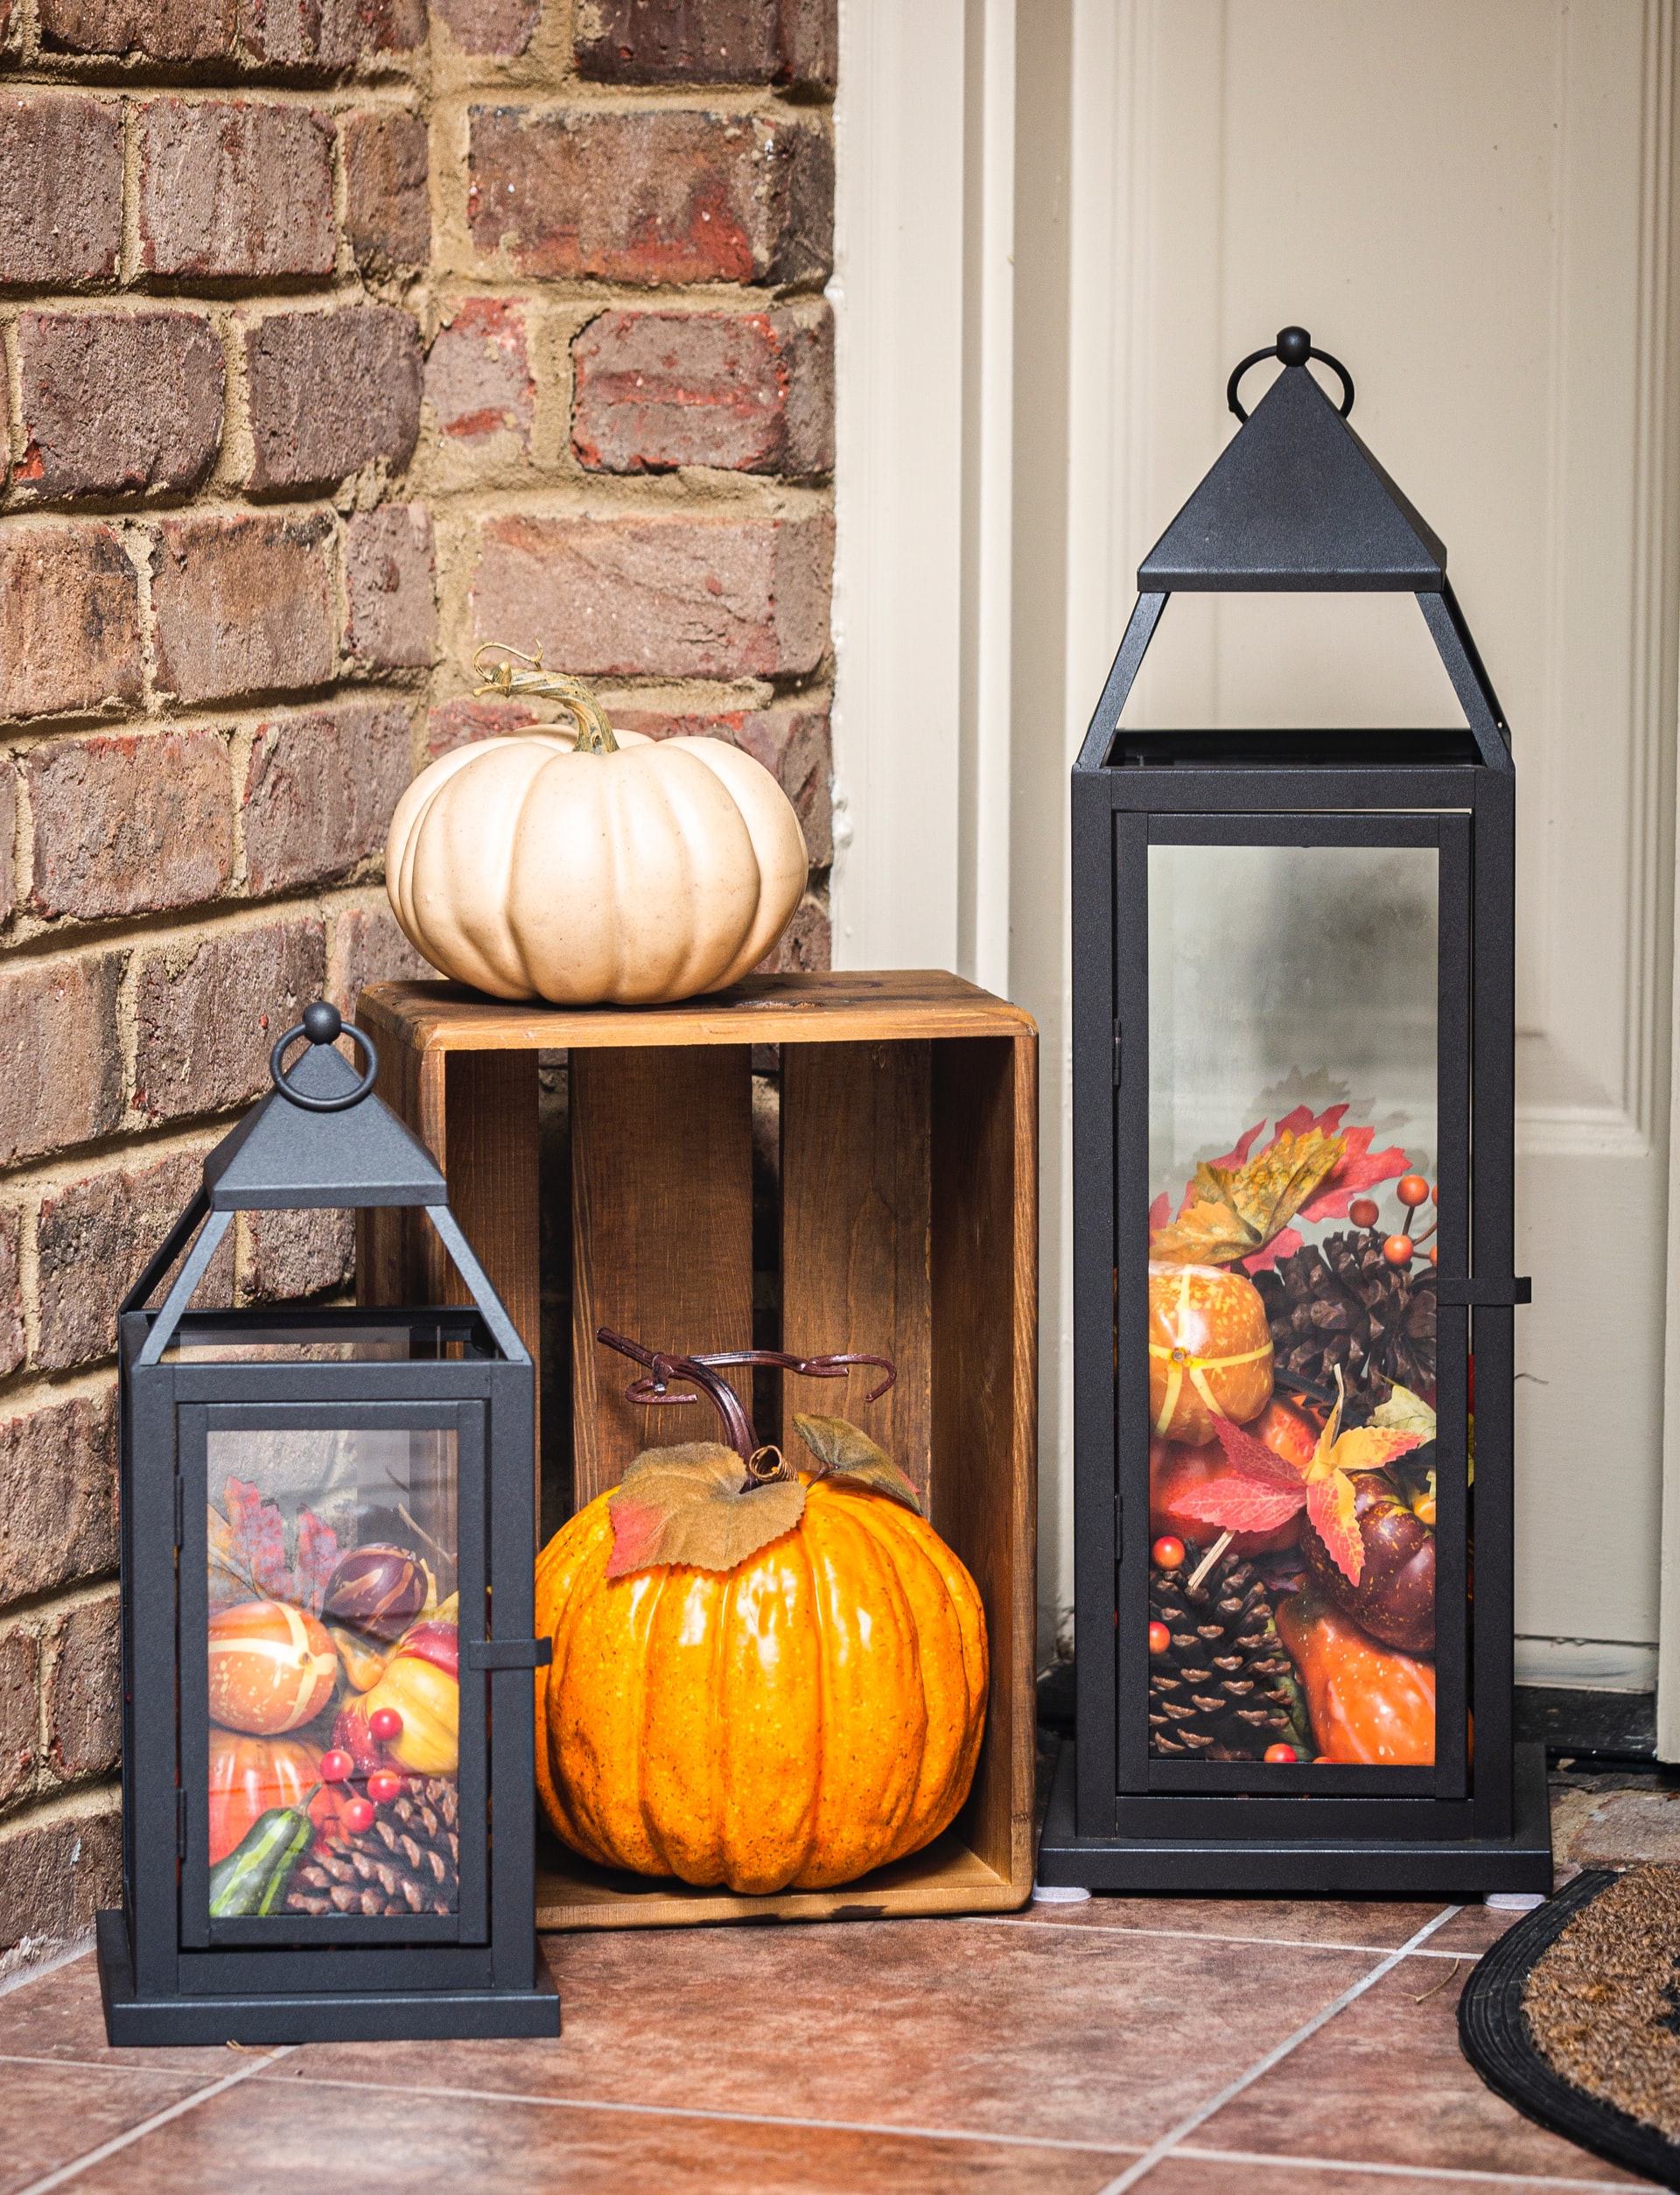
[931, 1035, 1039, 1892]
[570, 1047, 754, 1505]
[534, 1827, 1016, 1931]
[360, 971, 1032, 1056]
[357, 1026, 425, 1314]
[780, 1041, 932, 1495]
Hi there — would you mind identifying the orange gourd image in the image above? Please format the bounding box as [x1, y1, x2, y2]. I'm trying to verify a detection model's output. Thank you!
[1276, 1590, 1435, 1764]
[1147, 1262, 1274, 1445]
[207, 1599, 339, 1736]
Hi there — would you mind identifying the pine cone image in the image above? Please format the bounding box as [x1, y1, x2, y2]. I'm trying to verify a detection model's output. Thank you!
[1149, 1541, 1307, 1760]
[1252, 1230, 1435, 1413]
[287, 1777, 459, 1918]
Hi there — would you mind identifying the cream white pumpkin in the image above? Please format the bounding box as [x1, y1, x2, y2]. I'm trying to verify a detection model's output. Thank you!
[386, 726, 808, 1005]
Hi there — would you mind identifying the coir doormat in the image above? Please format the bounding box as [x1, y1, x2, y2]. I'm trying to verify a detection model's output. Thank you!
[1460, 1866, 1680, 2188]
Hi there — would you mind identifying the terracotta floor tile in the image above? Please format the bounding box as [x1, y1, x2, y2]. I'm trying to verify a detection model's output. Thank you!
[1191, 1960, 1647, 2183]
[270, 1917, 1376, 2152]
[1424, 1901, 1529, 1957]
[0, 2057, 209, 2195]
[0, 1950, 229, 2074]
[1140, 2153, 1652, 2192]
[996, 1893, 1451, 1952]
[60, 2079, 1137, 2195]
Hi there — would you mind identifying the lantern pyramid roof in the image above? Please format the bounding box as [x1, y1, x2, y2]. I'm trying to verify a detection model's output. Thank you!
[1138, 358, 1448, 593]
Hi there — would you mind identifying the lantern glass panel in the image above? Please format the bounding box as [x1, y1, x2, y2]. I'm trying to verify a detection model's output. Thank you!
[1144, 839, 1441, 1772]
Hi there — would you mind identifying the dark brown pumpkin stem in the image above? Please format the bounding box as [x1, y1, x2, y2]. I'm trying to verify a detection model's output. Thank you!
[594, 1329, 897, 1465]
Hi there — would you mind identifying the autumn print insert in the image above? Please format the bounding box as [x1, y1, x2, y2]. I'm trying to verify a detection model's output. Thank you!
[202, 1427, 464, 1923]
[1145, 843, 1440, 1768]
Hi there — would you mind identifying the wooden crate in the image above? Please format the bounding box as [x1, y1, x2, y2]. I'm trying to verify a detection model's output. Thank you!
[357, 971, 1038, 1927]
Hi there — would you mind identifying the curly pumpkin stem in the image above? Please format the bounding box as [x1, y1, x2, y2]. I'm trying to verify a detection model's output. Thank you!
[470, 641, 619, 754]
[595, 1328, 898, 1488]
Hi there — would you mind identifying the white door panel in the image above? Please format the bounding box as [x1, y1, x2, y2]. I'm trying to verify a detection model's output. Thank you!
[1037, 0, 1677, 1687]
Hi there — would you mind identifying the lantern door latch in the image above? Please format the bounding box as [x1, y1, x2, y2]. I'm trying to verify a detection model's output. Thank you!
[1434, 1276, 1532, 1308]
[464, 1638, 553, 1671]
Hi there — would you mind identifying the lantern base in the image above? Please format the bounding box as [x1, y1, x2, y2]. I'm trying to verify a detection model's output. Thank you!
[1037, 1742, 1554, 1897]
[94, 1912, 560, 2044]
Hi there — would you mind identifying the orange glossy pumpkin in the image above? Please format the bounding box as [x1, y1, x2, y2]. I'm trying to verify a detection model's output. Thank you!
[207, 1599, 338, 1736]
[206, 1729, 326, 1863]
[1147, 1262, 1273, 1444]
[535, 1474, 989, 1894]
[1276, 1590, 1435, 1765]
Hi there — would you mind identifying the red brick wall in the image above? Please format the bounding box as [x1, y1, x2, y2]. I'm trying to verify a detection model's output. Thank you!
[0, 0, 836, 1973]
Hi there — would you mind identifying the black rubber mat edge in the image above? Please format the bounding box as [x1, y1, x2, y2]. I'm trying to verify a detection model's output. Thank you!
[1459, 1869, 1680, 2190]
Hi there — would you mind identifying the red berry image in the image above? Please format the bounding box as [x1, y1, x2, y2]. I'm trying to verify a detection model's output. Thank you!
[318, 1749, 354, 1784]
[367, 1769, 403, 1806]
[1348, 1197, 1381, 1231]
[1151, 1536, 1186, 1572]
[1396, 1174, 1431, 1208]
[1148, 1621, 1171, 1657]
[340, 1795, 375, 1834]
[1264, 1744, 1298, 1764]
[368, 1707, 403, 1743]
[1382, 1233, 1414, 1267]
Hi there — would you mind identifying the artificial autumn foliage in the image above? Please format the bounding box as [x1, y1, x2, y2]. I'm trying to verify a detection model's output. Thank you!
[1149, 1105, 1411, 1272]
[1177, 1371, 1424, 1588]
[536, 1337, 989, 1895]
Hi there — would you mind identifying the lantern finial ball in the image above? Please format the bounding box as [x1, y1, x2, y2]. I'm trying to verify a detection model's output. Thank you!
[1276, 326, 1312, 368]
[302, 999, 342, 1046]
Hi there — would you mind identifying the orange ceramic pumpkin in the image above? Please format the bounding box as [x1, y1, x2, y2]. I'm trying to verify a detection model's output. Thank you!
[535, 1475, 989, 1894]
[206, 1729, 326, 1863]
[1276, 1590, 1435, 1765]
[1147, 1261, 1273, 1443]
[207, 1599, 339, 1736]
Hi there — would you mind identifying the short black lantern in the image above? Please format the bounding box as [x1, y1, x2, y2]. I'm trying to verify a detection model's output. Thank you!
[98, 1002, 559, 2041]
[1042, 329, 1551, 1894]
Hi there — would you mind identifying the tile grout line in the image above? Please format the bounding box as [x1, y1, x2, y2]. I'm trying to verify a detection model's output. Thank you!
[1175, 2142, 1643, 2191]
[13, 2044, 298, 2195]
[966, 1916, 1480, 1958]
[1087, 1904, 1465, 2195]
[267, 2072, 1150, 2157]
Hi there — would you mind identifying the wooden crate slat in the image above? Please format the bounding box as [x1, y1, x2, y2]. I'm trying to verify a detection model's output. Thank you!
[365, 971, 1031, 1053]
[570, 1046, 754, 1506]
[533, 1827, 1017, 1931]
[780, 1041, 933, 1497]
[932, 1036, 1039, 1892]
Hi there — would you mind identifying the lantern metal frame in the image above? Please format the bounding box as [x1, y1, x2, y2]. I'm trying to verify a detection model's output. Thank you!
[97, 1009, 560, 2042]
[1040, 330, 1553, 1894]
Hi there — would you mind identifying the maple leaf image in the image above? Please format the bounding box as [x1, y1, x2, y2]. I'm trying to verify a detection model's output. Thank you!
[1149, 1123, 1347, 1266]
[1172, 1373, 1425, 1585]
[1148, 1105, 1411, 1268]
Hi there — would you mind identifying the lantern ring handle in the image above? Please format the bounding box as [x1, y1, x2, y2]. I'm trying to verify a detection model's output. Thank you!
[269, 1013, 380, 1112]
[1228, 332, 1354, 424]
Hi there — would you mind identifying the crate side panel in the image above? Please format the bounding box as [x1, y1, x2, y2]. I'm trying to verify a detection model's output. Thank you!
[570, 1047, 754, 1504]
[780, 1041, 932, 1494]
[931, 1035, 1037, 1892]
[359, 1027, 426, 1312]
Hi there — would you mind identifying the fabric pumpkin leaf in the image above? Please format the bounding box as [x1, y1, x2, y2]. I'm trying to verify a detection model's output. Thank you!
[792, 1414, 923, 1514]
[606, 1443, 807, 1579]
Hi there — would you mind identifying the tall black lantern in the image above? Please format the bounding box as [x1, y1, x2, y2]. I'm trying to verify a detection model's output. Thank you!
[1041, 329, 1551, 1894]
[98, 1004, 559, 2041]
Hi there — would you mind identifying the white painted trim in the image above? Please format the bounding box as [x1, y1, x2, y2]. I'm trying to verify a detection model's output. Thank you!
[830, 0, 962, 973]
[1646, 0, 1680, 1761]
[1516, 1637, 1660, 1694]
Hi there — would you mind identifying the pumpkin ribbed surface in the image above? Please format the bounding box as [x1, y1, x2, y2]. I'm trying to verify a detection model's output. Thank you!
[386, 728, 808, 1006]
[535, 1476, 988, 1893]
